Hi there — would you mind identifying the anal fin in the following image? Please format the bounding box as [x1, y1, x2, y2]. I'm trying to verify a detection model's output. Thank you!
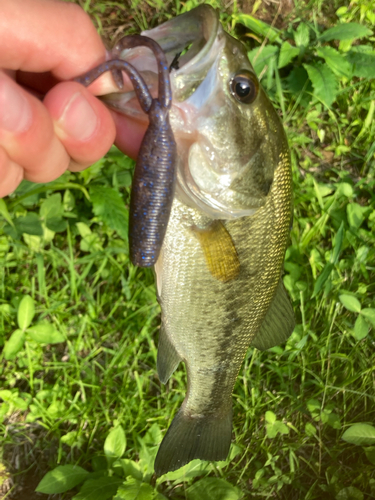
[251, 279, 295, 351]
[157, 327, 181, 384]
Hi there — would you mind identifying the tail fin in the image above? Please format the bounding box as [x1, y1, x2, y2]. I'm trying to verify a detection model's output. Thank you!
[154, 407, 232, 476]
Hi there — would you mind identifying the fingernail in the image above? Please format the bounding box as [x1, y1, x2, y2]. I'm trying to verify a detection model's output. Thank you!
[0, 79, 32, 133]
[58, 92, 98, 141]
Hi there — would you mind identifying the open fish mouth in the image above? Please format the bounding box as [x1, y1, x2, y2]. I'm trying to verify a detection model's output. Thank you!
[101, 5, 220, 118]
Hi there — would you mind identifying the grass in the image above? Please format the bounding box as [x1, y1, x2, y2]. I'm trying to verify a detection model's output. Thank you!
[1, 0, 375, 498]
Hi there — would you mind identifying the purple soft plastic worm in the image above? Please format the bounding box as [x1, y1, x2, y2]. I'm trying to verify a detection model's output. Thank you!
[74, 35, 177, 267]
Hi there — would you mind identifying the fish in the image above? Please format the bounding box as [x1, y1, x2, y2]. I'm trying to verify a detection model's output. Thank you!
[103, 4, 295, 476]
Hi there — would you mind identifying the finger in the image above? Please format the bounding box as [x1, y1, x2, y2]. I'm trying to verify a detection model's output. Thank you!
[0, 0, 103, 77]
[0, 72, 70, 183]
[44, 82, 116, 169]
[0, 0, 116, 94]
[0, 146, 23, 198]
[111, 111, 148, 160]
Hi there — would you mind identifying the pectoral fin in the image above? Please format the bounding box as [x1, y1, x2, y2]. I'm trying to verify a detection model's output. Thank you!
[157, 326, 181, 384]
[192, 221, 240, 283]
[251, 279, 295, 350]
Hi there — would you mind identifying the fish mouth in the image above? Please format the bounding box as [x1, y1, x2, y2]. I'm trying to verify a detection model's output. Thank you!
[101, 5, 220, 118]
[143, 5, 218, 76]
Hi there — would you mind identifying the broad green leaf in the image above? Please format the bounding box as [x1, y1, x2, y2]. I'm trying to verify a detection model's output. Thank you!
[11, 396, 29, 411]
[186, 477, 242, 500]
[336, 486, 364, 500]
[138, 443, 157, 471]
[294, 23, 310, 47]
[76, 222, 92, 238]
[248, 45, 278, 79]
[0, 402, 10, 419]
[266, 420, 289, 438]
[325, 412, 341, 430]
[142, 423, 163, 446]
[114, 478, 155, 500]
[234, 14, 281, 43]
[361, 308, 375, 327]
[27, 323, 65, 344]
[40, 193, 62, 220]
[307, 399, 320, 415]
[3, 330, 25, 360]
[339, 294, 361, 313]
[116, 459, 143, 481]
[347, 203, 367, 230]
[116, 170, 132, 188]
[46, 217, 68, 233]
[286, 67, 312, 106]
[159, 459, 210, 482]
[90, 186, 128, 240]
[61, 431, 83, 448]
[342, 423, 375, 446]
[317, 47, 353, 78]
[76, 222, 102, 252]
[266, 423, 278, 438]
[278, 41, 299, 68]
[73, 477, 123, 500]
[305, 422, 317, 436]
[63, 189, 76, 211]
[304, 62, 339, 106]
[346, 50, 375, 78]
[154, 494, 168, 500]
[17, 295, 35, 330]
[318, 22, 372, 42]
[265, 411, 276, 424]
[91, 457, 108, 472]
[104, 426, 126, 462]
[364, 446, 375, 465]
[353, 315, 369, 341]
[36, 465, 89, 494]
[337, 182, 354, 198]
[0, 390, 12, 401]
[0, 303, 13, 317]
[312, 263, 333, 297]
[286, 66, 309, 94]
[80, 233, 102, 253]
[14, 213, 43, 236]
[47, 401, 66, 418]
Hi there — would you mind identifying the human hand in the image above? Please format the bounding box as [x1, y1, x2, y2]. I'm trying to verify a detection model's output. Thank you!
[0, 0, 146, 198]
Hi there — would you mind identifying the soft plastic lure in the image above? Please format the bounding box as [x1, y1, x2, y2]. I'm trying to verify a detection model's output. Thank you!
[74, 35, 177, 267]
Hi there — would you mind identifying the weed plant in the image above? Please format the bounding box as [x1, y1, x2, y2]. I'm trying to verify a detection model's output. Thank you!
[1, 0, 375, 499]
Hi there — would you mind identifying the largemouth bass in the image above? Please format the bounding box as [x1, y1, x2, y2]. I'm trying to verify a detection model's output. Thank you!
[104, 4, 295, 476]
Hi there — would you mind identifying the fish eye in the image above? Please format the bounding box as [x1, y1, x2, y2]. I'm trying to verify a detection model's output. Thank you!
[230, 71, 259, 104]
